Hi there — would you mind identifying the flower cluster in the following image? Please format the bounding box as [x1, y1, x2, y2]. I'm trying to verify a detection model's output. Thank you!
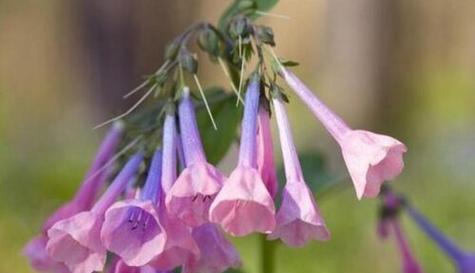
[378, 188, 475, 273]
[24, 68, 407, 273]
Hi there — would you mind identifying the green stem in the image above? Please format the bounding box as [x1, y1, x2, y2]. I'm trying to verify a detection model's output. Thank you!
[260, 235, 275, 273]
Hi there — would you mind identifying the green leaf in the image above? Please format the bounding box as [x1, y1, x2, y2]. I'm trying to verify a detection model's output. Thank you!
[255, 0, 279, 14]
[277, 151, 336, 194]
[196, 88, 242, 164]
[218, 0, 279, 31]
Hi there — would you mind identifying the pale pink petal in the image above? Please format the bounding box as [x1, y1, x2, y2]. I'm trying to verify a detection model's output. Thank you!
[112, 259, 157, 273]
[340, 130, 407, 199]
[209, 166, 275, 236]
[268, 181, 330, 247]
[23, 235, 70, 273]
[166, 162, 224, 227]
[101, 200, 166, 266]
[149, 213, 200, 270]
[46, 211, 106, 273]
[183, 224, 241, 273]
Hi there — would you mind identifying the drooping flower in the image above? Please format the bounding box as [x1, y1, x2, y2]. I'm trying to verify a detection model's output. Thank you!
[280, 68, 407, 199]
[378, 191, 424, 273]
[149, 110, 200, 270]
[268, 96, 330, 247]
[256, 103, 279, 198]
[101, 149, 166, 267]
[210, 74, 276, 236]
[406, 204, 475, 273]
[182, 224, 241, 273]
[46, 153, 143, 273]
[166, 87, 225, 227]
[24, 122, 123, 273]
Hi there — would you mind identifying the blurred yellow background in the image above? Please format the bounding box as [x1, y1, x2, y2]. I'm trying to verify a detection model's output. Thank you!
[1, 0, 474, 272]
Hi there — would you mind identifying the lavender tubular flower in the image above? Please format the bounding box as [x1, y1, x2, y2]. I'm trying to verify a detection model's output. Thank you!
[46, 153, 143, 273]
[166, 87, 225, 227]
[280, 68, 407, 199]
[101, 150, 167, 267]
[210, 74, 276, 236]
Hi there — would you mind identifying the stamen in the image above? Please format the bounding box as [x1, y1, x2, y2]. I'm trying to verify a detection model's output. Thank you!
[192, 195, 199, 202]
[142, 215, 151, 231]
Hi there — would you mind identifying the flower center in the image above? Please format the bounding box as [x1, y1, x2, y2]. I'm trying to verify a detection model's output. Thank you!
[192, 194, 212, 202]
[127, 208, 151, 231]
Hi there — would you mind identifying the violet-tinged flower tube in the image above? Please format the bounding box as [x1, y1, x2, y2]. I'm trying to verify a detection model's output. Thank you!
[406, 205, 475, 273]
[210, 74, 276, 236]
[101, 150, 166, 267]
[256, 104, 279, 198]
[46, 153, 143, 273]
[281, 68, 407, 199]
[166, 87, 225, 227]
[24, 122, 123, 273]
[43, 121, 124, 231]
[378, 192, 424, 273]
[268, 96, 330, 247]
[149, 110, 200, 271]
[389, 219, 424, 273]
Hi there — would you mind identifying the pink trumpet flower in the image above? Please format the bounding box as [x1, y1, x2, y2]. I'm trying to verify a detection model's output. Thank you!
[256, 104, 279, 198]
[183, 224, 241, 273]
[46, 153, 143, 273]
[101, 149, 167, 267]
[24, 122, 123, 273]
[210, 74, 276, 236]
[281, 68, 407, 199]
[149, 110, 200, 270]
[166, 87, 225, 227]
[268, 96, 330, 247]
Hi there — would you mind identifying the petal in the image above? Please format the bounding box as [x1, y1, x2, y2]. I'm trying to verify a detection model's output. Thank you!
[340, 130, 407, 199]
[101, 200, 166, 266]
[166, 162, 224, 227]
[269, 181, 330, 247]
[210, 166, 275, 236]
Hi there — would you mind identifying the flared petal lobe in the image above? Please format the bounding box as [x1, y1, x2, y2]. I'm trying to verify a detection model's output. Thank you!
[166, 162, 224, 227]
[269, 181, 330, 246]
[46, 211, 106, 273]
[210, 166, 275, 236]
[23, 235, 70, 273]
[101, 200, 166, 266]
[183, 224, 241, 273]
[340, 130, 407, 199]
[148, 213, 200, 270]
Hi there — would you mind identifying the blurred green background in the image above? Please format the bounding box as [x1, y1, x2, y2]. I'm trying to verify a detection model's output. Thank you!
[1, 0, 474, 272]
